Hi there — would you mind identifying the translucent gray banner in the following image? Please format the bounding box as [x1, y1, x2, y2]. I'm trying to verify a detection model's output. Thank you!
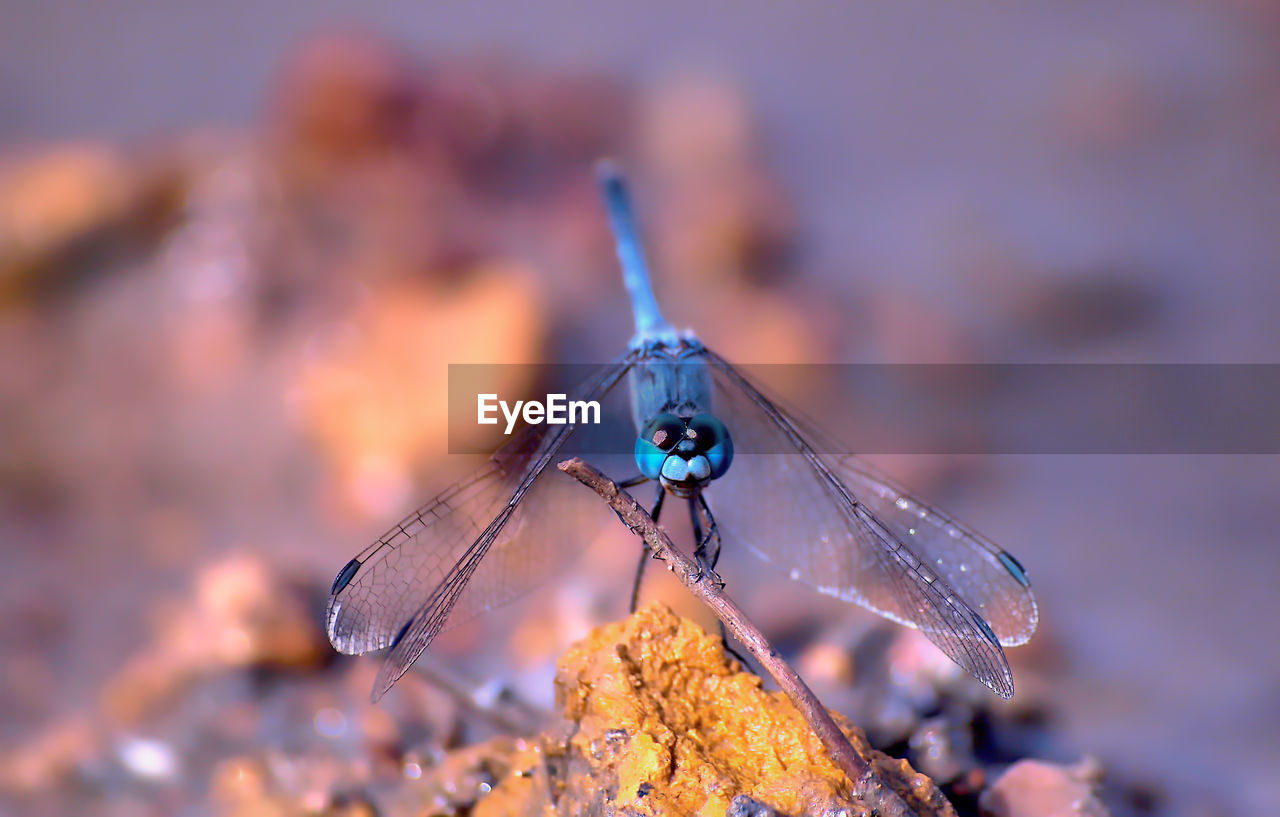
[447, 364, 1280, 454]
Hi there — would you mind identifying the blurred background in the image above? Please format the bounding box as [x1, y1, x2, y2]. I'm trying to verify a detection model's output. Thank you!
[2, 3, 1278, 816]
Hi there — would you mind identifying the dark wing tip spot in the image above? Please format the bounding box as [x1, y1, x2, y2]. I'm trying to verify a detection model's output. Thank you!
[330, 558, 362, 596]
[997, 550, 1031, 588]
[391, 618, 414, 649]
[977, 615, 1001, 645]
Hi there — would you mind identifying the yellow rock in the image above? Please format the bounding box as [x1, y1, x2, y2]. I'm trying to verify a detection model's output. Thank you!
[480, 602, 953, 817]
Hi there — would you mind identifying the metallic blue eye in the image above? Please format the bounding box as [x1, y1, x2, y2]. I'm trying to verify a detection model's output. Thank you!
[686, 414, 733, 479]
[635, 413, 685, 479]
[642, 413, 685, 451]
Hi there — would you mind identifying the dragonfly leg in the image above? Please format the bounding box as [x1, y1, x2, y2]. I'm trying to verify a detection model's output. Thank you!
[630, 484, 666, 613]
[611, 475, 649, 530]
[689, 493, 724, 588]
[688, 493, 750, 669]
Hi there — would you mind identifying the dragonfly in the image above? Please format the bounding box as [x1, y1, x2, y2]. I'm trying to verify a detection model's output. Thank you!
[326, 162, 1038, 701]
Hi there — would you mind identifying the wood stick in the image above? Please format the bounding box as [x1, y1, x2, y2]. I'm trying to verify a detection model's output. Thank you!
[557, 458, 929, 817]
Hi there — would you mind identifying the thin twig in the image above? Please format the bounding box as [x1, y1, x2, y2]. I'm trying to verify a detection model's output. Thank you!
[557, 458, 928, 817]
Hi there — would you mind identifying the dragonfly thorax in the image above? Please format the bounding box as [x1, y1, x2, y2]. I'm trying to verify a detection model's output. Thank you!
[635, 412, 734, 498]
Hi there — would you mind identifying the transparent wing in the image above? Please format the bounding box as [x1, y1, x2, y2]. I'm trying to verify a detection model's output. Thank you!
[326, 460, 510, 656]
[702, 349, 1031, 698]
[325, 354, 637, 700]
[828, 457, 1037, 646]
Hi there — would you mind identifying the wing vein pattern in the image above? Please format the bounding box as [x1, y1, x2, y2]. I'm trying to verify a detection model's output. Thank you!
[325, 352, 638, 700]
[704, 350, 1018, 698]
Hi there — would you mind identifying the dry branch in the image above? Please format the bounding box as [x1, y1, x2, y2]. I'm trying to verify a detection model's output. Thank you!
[557, 457, 937, 817]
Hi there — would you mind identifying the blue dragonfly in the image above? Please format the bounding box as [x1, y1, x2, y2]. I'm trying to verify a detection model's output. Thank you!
[326, 162, 1038, 701]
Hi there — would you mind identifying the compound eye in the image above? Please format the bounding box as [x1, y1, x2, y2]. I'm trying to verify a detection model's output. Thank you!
[640, 413, 685, 452]
[686, 414, 734, 479]
[686, 414, 729, 452]
[635, 413, 686, 480]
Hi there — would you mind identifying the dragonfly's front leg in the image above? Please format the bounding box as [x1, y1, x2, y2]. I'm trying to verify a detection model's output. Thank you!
[688, 492, 751, 668]
[629, 482, 665, 612]
[688, 493, 724, 590]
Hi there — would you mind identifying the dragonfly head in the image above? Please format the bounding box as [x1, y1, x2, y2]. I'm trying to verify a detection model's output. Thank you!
[635, 412, 734, 497]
